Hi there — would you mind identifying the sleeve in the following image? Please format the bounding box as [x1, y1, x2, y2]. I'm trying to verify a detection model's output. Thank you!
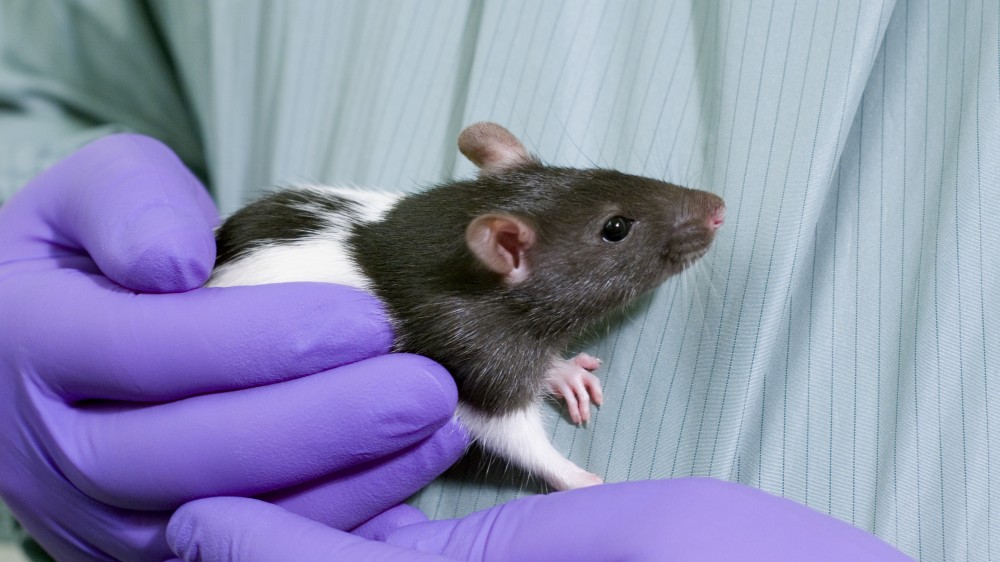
[0, 0, 205, 202]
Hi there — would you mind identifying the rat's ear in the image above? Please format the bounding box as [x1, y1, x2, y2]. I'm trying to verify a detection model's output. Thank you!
[458, 122, 539, 174]
[466, 213, 535, 283]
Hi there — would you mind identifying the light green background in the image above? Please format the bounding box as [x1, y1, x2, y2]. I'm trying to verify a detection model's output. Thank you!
[2, 1, 999, 560]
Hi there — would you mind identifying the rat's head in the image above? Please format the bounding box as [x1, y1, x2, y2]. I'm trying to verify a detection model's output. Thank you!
[458, 122, 726, 321]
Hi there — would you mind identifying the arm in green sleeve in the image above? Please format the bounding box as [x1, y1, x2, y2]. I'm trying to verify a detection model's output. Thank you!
[0, 0, 204, 202]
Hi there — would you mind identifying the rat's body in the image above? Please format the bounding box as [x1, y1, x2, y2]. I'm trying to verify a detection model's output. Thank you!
[208, 123, 725, 490]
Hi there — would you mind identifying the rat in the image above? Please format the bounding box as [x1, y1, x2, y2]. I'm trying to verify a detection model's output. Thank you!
[207, 122, 725, 491]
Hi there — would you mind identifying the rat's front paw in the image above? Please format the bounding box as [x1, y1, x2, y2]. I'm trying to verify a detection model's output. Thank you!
[545, 353, 604, 425]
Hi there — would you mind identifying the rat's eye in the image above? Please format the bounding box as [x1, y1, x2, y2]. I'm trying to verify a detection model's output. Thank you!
[602, 216, 634, 242]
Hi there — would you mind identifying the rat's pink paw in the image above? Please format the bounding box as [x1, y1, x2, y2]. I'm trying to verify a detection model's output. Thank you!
[545, 354, 604, 425]
[550, 467, 604, 491]
[571, 352, 602, 371]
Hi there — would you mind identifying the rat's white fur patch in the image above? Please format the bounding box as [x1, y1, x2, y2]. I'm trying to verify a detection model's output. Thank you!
[456, 401, 602, 491]
[208, 239, 372, 289]
[292, 184, 400, 223]
[206, 186, 402, 290]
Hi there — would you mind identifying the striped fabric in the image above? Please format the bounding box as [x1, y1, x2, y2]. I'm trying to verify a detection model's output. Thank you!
[2, 1, 998, 559]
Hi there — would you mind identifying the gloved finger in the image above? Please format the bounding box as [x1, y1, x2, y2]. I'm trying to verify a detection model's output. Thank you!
[0, 133, 218, 292]
[5, 277, 391, 402]
[264, 416, 468, 530]
[167, 497, 452, 562]
[352, 504, 430, 542]
[0, 455, 174, 562]
[37, 354, 458, 510]
[384, 479, 914, 561]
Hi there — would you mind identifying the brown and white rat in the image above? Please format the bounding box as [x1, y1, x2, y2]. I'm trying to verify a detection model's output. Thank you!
[207, 122, 725, 490]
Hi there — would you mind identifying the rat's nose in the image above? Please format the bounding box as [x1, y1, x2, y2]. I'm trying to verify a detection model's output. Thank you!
[708, 203, 726, 231]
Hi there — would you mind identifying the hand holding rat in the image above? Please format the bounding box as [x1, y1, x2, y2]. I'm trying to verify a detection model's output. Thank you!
[0, 134, 467, 560]
[167, 479, 914, 561]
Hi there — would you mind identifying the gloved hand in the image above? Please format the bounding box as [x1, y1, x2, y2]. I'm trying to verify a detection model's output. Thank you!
[0, 134, 468, 561]
[167, 479, 914, 561]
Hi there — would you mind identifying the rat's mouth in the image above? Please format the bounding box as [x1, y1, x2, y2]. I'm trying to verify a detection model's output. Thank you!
[665, 240, 710, 263]
[663, 250, 710, 278]
[663, 228, 715, 269]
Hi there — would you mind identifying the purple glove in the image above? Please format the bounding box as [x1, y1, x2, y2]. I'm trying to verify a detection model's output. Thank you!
[168, 479, 914, 561]
[0, 134, 467, 561]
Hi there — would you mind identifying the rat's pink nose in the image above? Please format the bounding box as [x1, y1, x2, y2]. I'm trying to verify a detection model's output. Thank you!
[708, 204, 726, 230]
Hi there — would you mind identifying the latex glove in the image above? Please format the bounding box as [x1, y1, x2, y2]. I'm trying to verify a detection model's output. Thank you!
[0, 134, 468, 561]
[168, 479, 914, 561]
